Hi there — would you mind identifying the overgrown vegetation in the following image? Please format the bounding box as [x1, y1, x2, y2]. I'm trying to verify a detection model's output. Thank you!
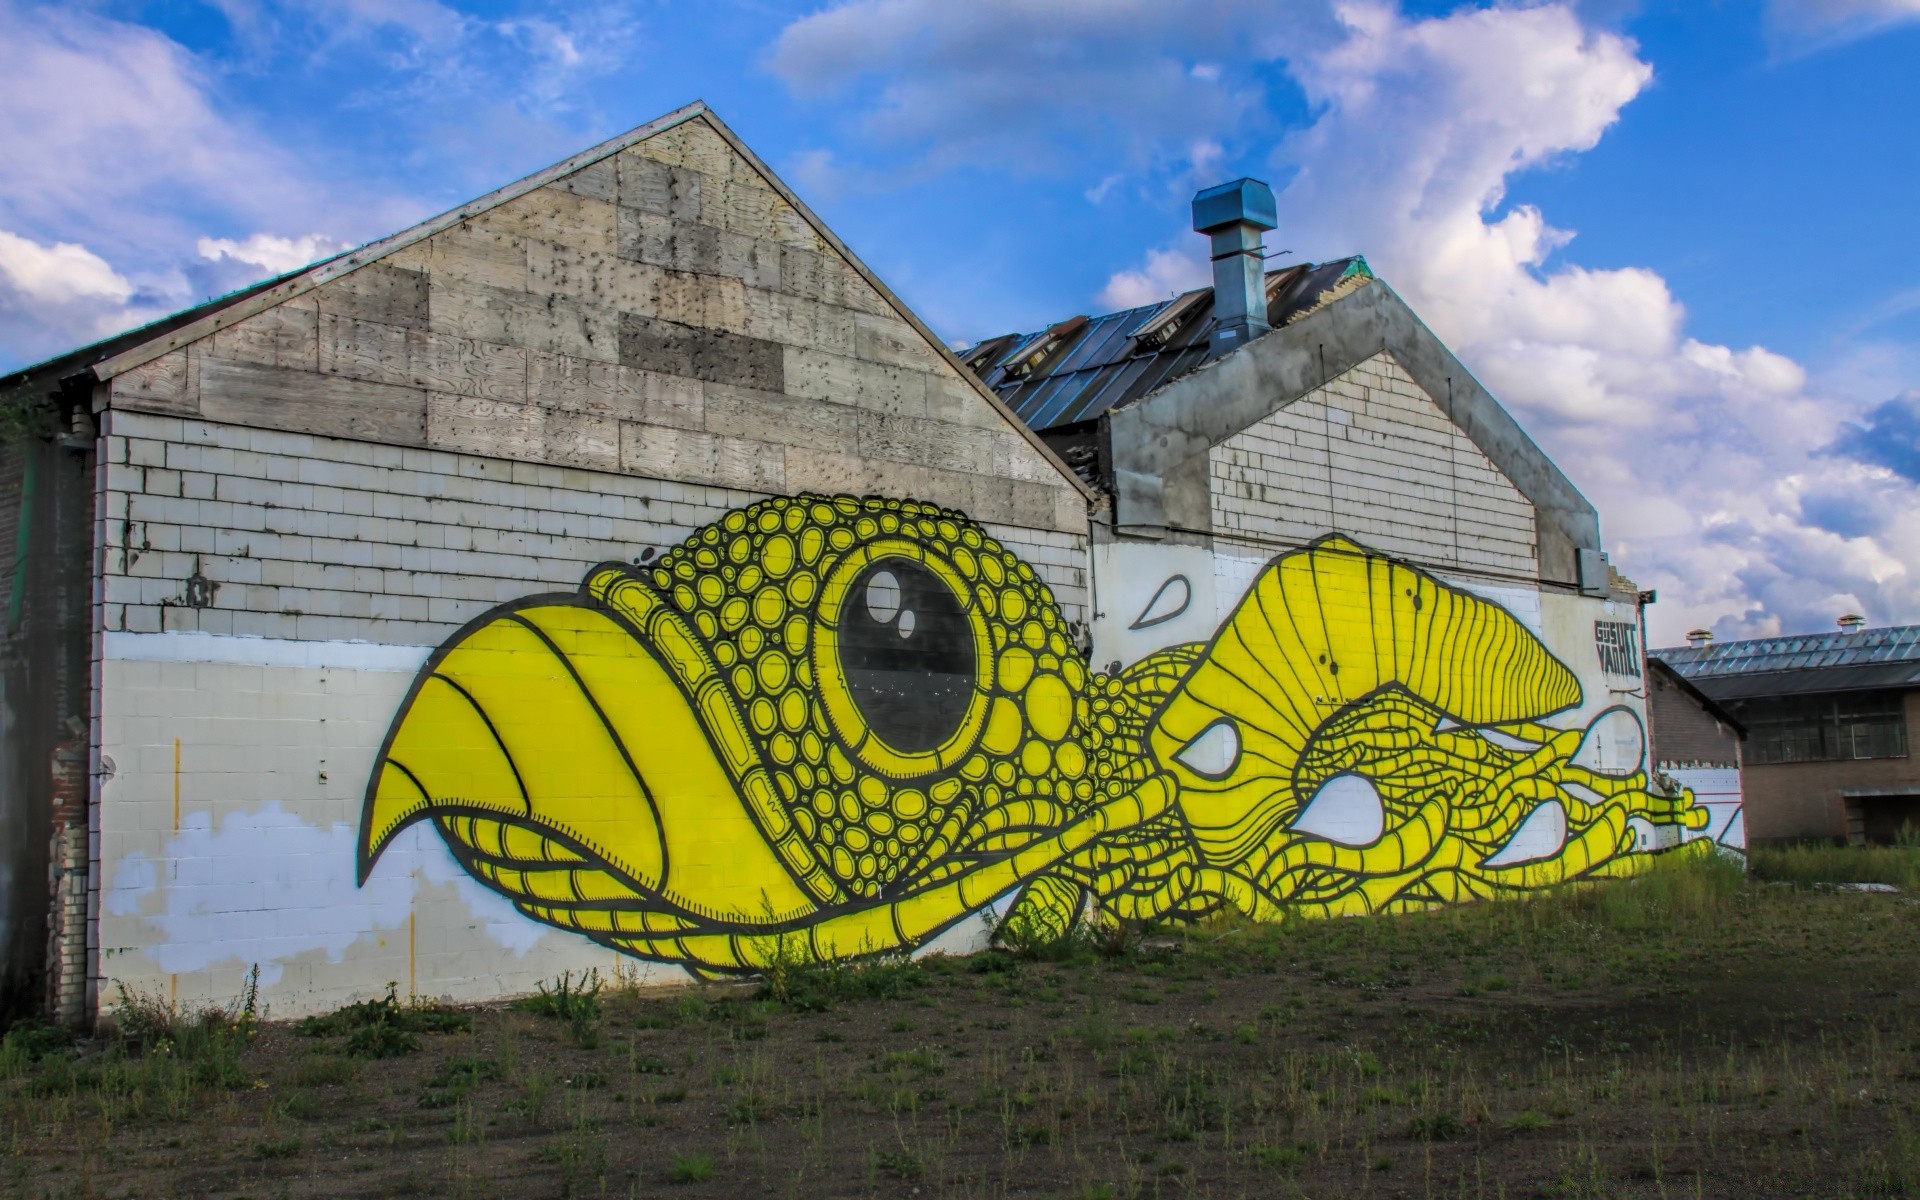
[6, 852, 1920, 1198]
[295, 982, 472, 1058]
[1750, 838, 1920, 890]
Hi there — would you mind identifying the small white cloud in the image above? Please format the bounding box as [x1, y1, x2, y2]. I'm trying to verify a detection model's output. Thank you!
[1084, 173, 1126, 204]
[1191, 62, 1223, 81]
[0, 229, 133, 306]
[198, 233, 347, 276]
[1099, 245, 1207, 310]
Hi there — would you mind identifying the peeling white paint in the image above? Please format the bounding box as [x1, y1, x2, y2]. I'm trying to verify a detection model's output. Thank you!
[108, 802, 550, 986]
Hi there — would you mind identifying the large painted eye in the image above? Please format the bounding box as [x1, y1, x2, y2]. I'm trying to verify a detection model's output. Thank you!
[837, 557, 975, 753]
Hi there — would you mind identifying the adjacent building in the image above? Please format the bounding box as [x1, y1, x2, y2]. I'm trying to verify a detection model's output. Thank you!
[2, 108, 1708, 1026]
[1645, 657, 1746, 849]
[1658, 626, 1920, 844]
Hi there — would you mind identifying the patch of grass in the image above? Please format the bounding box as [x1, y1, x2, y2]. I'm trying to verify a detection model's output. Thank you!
[760, 951, 922, 1012]
[253, 1137, 301, 1160]
[1751, 843, 1920, 890]
[668, 1151, 716, 1183]
[289, 1053, 358, 1087]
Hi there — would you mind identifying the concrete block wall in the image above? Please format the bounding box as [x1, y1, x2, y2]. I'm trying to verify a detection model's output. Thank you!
[107, 114, 1085, 539]
[91, 110, 1092, 1018]
[1208, 351, 1536, 582]
[99, 412, 1086, 645]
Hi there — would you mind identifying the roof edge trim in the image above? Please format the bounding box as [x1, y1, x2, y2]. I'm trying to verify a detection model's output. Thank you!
[690, 111, 1095, 502]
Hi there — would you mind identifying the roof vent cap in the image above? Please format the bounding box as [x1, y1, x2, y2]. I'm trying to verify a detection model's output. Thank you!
[1191, 179, 1278, 234]
[1685, 628, 1714, 648]
[1838, 613, 1866, 633]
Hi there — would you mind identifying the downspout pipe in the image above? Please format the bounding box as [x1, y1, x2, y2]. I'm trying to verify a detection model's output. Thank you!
[6, 449, 33, 634]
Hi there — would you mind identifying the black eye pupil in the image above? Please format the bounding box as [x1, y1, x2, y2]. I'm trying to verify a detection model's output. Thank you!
[838, 557, 975, 753]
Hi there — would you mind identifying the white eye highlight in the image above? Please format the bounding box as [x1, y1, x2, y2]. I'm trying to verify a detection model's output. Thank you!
[1482, 800, 1568, 868]
[866, 570, 901, 624]
[1173, 719, 1240, 779]
[1290, 773, 1384, 847]
[897, 609, 916, 639]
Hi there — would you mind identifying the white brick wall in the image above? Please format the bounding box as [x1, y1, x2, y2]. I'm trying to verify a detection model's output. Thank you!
[1208, 351, 1537, 581]
[103, 410, 1087, 646]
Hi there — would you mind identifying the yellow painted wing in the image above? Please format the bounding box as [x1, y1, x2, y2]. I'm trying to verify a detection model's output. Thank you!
[1148, 536, 1581, 869]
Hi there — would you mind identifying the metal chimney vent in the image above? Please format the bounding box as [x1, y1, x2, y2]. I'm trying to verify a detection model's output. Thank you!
[1192, 178, 1277, 356]
[1685, 628, 1713, 648]
[1838, 613, 1866, 633]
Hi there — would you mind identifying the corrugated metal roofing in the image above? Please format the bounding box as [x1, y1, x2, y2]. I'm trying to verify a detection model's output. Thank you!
[964, 257, 1372, 432]
[1657, 625, 1920, 680]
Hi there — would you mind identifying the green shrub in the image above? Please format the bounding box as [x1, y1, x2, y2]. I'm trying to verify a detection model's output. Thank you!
[297, 983, 469, 1058]
[668, 1151, 716, 1183]
[512, 970, 604, 1023]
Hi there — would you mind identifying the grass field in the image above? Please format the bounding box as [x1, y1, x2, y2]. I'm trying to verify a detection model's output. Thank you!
[7, 848, 1920, 1199]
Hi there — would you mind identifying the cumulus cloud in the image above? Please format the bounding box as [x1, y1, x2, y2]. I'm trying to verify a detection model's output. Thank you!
[774, 0, 1919, 640]
[0, 5, 370, 367]
[0, 228, 171, 360]
[1244, 2, 1920, 641]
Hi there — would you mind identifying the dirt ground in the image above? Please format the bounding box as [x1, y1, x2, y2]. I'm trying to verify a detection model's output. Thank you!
[8, 862, 1920, 1199]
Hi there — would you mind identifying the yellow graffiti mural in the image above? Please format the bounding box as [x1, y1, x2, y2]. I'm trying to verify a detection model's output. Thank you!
[360, 494, 1707, 972]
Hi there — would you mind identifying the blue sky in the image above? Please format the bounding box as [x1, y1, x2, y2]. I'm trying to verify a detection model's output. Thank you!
[1, 0, 1916, 644]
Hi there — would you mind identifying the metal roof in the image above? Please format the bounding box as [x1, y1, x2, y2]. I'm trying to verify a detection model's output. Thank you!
[964, 257, 1372, 432]
[1656, 625, 1920, 677]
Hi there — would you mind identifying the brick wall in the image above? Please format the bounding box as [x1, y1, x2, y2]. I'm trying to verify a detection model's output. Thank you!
[1739, 692, 1920, 843]
[1208, 351, 1537, 581]
[1647, 666, 1741, 770]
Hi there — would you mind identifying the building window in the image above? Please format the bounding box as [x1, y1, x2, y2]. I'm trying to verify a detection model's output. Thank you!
[1738, 692, 1909, 765]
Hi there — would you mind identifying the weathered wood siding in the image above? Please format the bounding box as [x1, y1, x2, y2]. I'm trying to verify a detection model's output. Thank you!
[108, 114, 1084, 535]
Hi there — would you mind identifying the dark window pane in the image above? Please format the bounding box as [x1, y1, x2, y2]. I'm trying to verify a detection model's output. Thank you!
[1735, 692, 1908, 765]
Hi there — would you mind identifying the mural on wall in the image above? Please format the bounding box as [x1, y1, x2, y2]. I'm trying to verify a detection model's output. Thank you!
[360, 494, 1709, 973]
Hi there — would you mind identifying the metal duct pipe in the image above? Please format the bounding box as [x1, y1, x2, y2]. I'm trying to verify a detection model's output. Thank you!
[1191, 178, 1277, 356]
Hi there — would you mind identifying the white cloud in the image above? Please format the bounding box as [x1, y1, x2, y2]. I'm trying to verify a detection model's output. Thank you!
[776, 0, 1918, 639]
[1236, 1, 1920, 641]
[0, 227, 169, 358]
[198, 233, 349, 276]
[1766, 0, 1920, 48]
[767, 0, 1342, 173]
[0, 230, 132, 307]
[0, 5, 315, 245]
[1100, 247, 1209, 309]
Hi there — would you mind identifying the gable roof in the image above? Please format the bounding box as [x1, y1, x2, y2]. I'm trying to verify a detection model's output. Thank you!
[3, 101, 1091, 500]
[963, 257, 1372, 431]
[974, 264, 1601, 558]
